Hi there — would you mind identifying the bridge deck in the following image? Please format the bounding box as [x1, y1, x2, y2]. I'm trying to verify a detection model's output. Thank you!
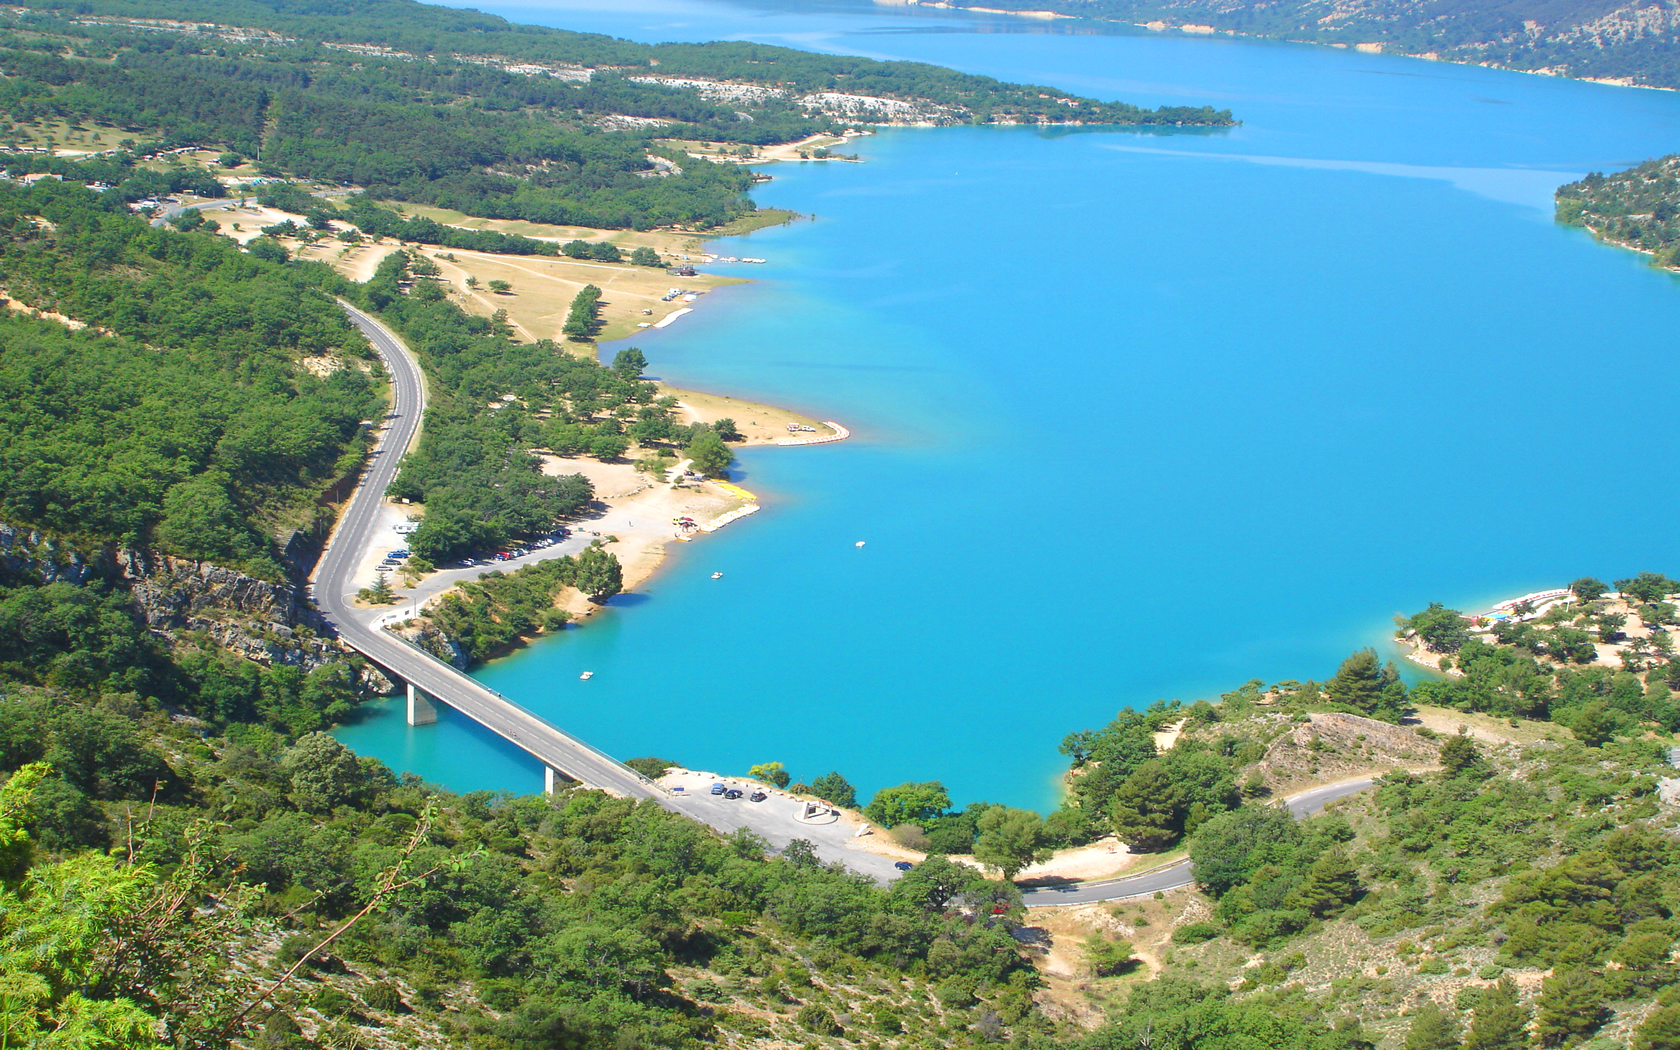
[313, 302, 656, 798]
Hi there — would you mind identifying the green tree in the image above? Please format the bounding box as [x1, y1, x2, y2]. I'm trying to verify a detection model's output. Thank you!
[1110, 750, 1238, 852]
[748, 761, 791, 788]
[1084, 935, 1138, 977]
[612, 347, 647, 378]
[1440, 732, 1487, 777]
[246, 236, 289, 263]
[487, 279, 512, 294]
[1290, 849, 1361, 917]
[1635, 1003, 1680, 1050]
[1534, 968, 1607, 1046]
[972, 806, 1053, 880]
[1408, 603, 1470, 652]
[365, 572, 395, 605]
[573, 547, 623, 602]
[1571, 701, 1615, 747]
[1187, 805, 1300, 897]
[685, 429, 734, 478]
[156, 474, 253, 563]
[0, 763, 48, 881]
[1570, 577, 1609, 601]
[1324, 649, 1408, 721]
[1616, 572, 1676, 604]
[1463, 979, 1531, 1050]
[809, 771, 858, 809]
[865, 782, 950, 828]
[1405, 1002, 1463, 1050]
[282, 732, 365, 812]
[629, 245, 662, 266]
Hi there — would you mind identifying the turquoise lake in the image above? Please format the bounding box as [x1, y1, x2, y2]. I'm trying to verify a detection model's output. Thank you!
[337, 0, 1680, 809]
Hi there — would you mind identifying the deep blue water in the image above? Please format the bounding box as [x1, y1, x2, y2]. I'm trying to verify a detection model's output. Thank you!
[336, 0, 1680, 808]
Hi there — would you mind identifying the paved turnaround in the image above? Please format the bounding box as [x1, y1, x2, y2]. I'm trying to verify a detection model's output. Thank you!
[1020, 774, 1390, 907]
[313, 302, 660, 801]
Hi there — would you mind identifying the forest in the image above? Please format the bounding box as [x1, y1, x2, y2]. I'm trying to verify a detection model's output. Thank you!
[0, 0, 1231, 235]
[6, 578, 1680, 1046]
[0, 178, 378, 577]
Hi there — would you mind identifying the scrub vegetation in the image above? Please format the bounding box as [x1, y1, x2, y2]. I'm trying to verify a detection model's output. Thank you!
[969, 0, 1680, 91]
[1558, 159, 1680, 266]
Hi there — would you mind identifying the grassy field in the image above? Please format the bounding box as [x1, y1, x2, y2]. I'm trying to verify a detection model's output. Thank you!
[406, 244, 745, 347]
[373, 202, 709, 258]
[707, 208, 800, 236]
[0, 118, 125, 154]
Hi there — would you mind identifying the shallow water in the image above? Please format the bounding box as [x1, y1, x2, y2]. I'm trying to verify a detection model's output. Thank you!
[337, 0, 1680, 807]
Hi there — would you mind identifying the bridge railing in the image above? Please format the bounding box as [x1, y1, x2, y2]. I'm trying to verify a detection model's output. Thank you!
[377, 628, 666, 795]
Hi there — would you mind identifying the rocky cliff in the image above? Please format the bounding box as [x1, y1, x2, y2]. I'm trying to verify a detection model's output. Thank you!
[0, 522, 390, 689]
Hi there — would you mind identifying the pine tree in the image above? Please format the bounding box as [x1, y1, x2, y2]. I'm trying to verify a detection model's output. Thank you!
[574, 547, 623, 601]
[1439, 732, 1486, 777]
[1292, 849, 1362, 917]
[1463, 979, 1532, 1050]
[1404, 1002, 1463, 1050]
[1325, 648, 1408, 720]
[1534, 968, 1607, 1046]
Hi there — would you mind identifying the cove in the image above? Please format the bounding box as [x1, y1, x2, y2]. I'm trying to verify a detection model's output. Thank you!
[337, 0, 1680, 810]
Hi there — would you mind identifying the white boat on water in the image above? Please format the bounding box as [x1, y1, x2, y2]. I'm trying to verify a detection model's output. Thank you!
[579, 671, 594, 680]
[711, 572, 724, 579]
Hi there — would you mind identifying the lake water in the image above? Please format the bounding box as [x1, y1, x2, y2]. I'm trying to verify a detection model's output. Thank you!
[337, 0, 1680, 808]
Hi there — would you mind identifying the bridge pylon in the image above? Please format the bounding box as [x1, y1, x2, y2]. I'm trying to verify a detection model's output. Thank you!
[406, 682, 439, 726]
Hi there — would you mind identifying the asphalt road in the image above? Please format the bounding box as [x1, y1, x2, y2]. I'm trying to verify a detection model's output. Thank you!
[1020, 774, 1386, 907]
[149, 198, 239, 228]
[312, 302, 659, 801]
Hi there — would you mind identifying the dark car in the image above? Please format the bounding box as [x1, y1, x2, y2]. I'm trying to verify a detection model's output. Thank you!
[724, 789, 744, 800]
[709, 782, 726, 796]
[894, 861, 914, 872]
[748, 790, 767, 803]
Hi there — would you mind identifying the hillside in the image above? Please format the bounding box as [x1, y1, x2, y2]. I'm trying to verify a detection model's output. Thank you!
[1557, 156, 1680, 265]
[972, 0, 1680, 89]
[0, 0, 1229, 238]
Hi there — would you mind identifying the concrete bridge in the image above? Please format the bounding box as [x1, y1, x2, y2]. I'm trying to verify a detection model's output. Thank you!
[312, 302, 659, 799]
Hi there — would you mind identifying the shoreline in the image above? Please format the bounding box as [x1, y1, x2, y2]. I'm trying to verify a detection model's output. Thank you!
[375, 384, 849, 657]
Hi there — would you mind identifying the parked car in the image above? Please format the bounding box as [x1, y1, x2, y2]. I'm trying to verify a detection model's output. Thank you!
[724, 789, 743, 800]
[748, 790, 767, 803]
[894, 861, 914, 872]
[710, 782, 726, 796]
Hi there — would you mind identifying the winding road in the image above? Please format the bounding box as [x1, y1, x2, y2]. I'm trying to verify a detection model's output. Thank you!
[1020, 774, 1390, 907]
[311, 302, 661, 801]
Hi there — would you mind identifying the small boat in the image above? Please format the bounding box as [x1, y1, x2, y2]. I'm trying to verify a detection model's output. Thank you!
[855, 541, 866, 548]
[711, 572, 723, 579]
[579, 671, 594, 680]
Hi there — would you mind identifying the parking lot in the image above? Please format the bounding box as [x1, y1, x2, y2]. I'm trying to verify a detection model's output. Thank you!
[657, 769, 904, 884]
